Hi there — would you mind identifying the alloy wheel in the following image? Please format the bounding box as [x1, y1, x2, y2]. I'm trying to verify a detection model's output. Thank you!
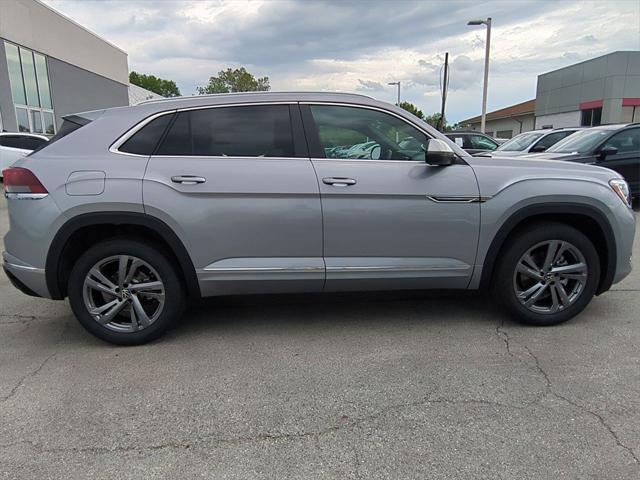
[82, 255, 165, 332]
[513, 240, 588, 314]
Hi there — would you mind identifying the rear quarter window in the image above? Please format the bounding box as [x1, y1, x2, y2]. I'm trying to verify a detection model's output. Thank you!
[118, 113, 174, 155]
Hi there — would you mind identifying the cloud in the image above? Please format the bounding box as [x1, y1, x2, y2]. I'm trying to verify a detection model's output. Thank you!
[44, 0, 640, 121]
[356, 79, 385, 92]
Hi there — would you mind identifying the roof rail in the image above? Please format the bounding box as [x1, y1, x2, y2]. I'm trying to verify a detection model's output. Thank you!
[138, 91, 375, 106]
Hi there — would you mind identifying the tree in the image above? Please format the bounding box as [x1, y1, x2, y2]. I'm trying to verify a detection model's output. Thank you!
[129, 71, 180, 97]
[422, 112, 452, 131]
[399, 101, 424, 120]
[197, 67, 270, 94]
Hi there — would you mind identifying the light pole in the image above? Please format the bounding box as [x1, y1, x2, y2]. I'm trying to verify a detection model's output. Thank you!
[467, 17, 491, 133]
[388, 81, 401, 105]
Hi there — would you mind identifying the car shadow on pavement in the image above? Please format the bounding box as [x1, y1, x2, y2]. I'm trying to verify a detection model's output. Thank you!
[168, 289, 507, 341]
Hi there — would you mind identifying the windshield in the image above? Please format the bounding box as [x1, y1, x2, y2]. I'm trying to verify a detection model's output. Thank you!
[496, 132, 544, 151]
[545, 128, 611, 154]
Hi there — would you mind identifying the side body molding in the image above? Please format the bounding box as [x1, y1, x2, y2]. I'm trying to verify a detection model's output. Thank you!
[45, 212, 200, 300]
[477, 202, 617, 295]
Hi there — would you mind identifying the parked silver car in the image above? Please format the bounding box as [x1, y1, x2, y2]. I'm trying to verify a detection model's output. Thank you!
[2, 92, 636, 345]
[482, 127, 583, 157]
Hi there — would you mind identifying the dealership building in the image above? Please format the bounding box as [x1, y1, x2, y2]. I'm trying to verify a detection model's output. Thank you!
[0, 0, 130, 135]
[461, 51, 640, 138]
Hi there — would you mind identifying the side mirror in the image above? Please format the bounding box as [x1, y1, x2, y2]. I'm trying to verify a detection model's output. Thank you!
[529, 145, 547, 153]
[425, 138, 457, 166]
[598, 146, 618, 160]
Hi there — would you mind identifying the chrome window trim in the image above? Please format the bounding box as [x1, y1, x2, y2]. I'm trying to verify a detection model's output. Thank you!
[109, 109, 177, 157]
[300, 101, 437, 139]
[109, 102, 298, 158]
[300, 101, 467, 164]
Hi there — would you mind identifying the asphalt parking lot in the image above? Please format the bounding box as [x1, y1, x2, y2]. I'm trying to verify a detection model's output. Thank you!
[1, 192, 639, 480]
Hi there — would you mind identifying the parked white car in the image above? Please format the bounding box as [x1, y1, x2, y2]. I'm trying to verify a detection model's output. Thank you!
[0, 133, 49, 178]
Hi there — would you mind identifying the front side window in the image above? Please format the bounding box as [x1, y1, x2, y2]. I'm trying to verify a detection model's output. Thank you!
[469, 134, 497, 150]
[496, 132, 544, 152]
[157, 105, 294, 157]
[547, 129, 611, 154]
[533, 131, 574, 150]
[602, 128, 640, 154]
[310, 105, 428, 161]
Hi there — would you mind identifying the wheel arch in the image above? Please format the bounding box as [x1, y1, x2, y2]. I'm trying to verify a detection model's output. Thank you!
[479, 203, 616, 295]
[45, 212, 200, 300]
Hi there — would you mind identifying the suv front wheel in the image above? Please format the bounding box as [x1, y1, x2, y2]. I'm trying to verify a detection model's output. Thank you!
[493, 222, 600, 326]
[68, 239, 185, 345]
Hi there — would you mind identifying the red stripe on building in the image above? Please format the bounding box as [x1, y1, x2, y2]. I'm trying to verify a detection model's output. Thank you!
[622, 98, 640, 107]
[579, 100, 603, 110]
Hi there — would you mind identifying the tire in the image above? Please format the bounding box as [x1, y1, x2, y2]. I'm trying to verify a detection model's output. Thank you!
[492, 222, 600, 326]
[68, 238, 185, 345]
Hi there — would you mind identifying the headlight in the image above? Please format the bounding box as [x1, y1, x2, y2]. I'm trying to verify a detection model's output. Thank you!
[609, 178, 631, 208]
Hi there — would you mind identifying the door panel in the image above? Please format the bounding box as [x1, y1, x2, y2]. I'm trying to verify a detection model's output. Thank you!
[597, 127, 640, 196]
[302, 103, 480, 292]
[312, 159, 480, 291]
[144, 157, 323, 295]
[142, 104, 323, 296]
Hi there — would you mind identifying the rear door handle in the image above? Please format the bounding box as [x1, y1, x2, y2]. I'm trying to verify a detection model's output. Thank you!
[322, 177, 357, 187]
[171, 175, 206, 185]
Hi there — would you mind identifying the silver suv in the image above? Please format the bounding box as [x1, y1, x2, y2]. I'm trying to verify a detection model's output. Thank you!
[2, 92, 636, 345]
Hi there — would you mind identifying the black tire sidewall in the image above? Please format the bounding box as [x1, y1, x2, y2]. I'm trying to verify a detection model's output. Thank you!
[494, 223, 600, 326]
[68, 239, 185, 345]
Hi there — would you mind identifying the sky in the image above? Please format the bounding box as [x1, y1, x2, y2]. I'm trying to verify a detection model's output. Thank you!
[45, 0, 640, 123]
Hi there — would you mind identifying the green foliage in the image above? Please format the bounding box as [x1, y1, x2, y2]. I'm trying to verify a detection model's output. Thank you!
[197, 67, 271, 94]
[129, 71, 180, 97]
[423, 112, 452, 131]
[399, 101, 424, 120]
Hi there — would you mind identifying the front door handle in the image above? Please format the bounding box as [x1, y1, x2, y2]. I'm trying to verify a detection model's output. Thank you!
[322, 177, 357, 187]
[171, 175, 206, 185]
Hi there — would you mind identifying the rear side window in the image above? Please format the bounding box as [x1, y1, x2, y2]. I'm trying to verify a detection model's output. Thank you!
[20, 137, 47, 150]
[0, 136, 23, 149]
[119, 113, 174, 155]
[156, 105, 295, 157]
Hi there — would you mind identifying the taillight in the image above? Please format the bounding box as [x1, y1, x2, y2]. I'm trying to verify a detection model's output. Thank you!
[2, 167, 48, 196]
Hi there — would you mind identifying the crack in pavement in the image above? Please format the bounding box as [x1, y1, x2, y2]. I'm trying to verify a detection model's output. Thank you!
[0, 322, 68, 404]
[496, 322, 639, 466]
[0, 393, 528, 455]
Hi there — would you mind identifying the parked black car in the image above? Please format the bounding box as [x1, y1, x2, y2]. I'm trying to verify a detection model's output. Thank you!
[445, 131, 499, 155]
[527, 123, 640, 199]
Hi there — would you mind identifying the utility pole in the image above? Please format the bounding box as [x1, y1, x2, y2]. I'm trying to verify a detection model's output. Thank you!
[438, 52, 449, 132]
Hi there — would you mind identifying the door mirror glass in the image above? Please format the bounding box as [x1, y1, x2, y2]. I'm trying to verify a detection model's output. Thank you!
[425, 138, 457, 166]
[599, 146, 618, 160]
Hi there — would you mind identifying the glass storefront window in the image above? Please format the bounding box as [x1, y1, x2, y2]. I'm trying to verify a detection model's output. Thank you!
[42, 111, 55, 135]
[4, 41, 55, 134]
[16, 108, 30, 133]
[31, 110, 43, 133]
[19, 47, 40, 107]
[34, 53, 52, 109]
[5, 43, 26, 105]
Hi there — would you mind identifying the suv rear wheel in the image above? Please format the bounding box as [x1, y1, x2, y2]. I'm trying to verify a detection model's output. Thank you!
[493, 222, 600, 326]
[68, 239, 185, 345]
